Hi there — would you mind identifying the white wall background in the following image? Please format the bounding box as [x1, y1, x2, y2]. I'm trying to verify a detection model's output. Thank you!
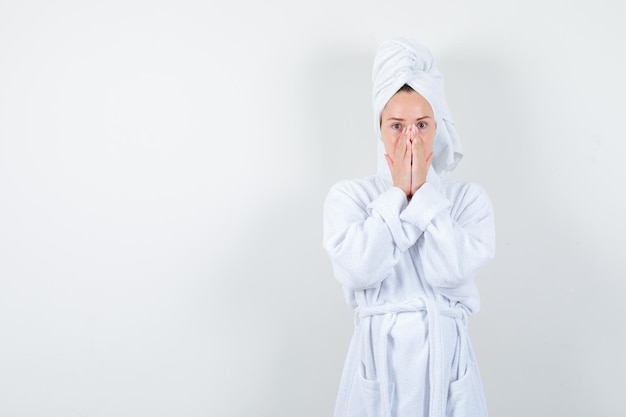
[1, 1, 624, 416]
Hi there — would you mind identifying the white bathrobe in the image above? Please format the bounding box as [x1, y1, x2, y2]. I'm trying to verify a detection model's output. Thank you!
[323, 165, 495, 417]
[324, 37, 495, 417]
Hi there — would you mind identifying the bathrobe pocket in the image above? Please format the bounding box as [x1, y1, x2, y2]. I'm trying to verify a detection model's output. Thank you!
[358, 372, 395, 417]
[446, 361, 487, 417]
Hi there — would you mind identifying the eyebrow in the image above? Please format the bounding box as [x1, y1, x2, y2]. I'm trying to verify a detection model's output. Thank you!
[386, 116, 432, 122]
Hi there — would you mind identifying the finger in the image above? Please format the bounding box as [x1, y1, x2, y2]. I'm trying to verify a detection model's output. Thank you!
[411, 130, 421, 146]
[411, 137, 424, 158]
[395, 138, 409, 160]
[404, 139, 412, 164]
[400, 126, 409, 141]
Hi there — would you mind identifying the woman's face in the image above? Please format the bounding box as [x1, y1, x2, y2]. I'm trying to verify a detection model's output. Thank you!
[380, 90, 436, 159]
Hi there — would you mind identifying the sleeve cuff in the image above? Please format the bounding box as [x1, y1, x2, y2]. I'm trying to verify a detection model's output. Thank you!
[367, 186, 417, 251]
[400, 182, 451, 230]
[367, 186, 408, 218]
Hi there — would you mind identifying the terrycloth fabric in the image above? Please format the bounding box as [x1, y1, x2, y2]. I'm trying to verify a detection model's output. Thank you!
[324, 169, 494, 417]
[323, 39, 495, 417]
[372, 37, 463, 179]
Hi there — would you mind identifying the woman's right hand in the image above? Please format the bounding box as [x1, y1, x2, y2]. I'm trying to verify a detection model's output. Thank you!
[384, 126, 413, 198]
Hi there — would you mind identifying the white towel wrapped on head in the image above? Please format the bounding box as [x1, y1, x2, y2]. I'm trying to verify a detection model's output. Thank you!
[372, 37, 463, 178]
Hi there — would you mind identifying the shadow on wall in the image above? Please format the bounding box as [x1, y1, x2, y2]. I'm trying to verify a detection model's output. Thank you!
[437, 46, 528, 195]
[438, 46, 608, 416]
[203, 46, 378, 417]
[304, 44, 377, 192]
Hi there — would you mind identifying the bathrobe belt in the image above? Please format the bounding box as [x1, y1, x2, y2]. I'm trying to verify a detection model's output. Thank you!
[356, 297, 468, 417]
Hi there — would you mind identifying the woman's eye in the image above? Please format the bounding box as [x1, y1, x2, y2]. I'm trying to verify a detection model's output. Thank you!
[417, 122, 427, 129]
[391, 123, 402, 130]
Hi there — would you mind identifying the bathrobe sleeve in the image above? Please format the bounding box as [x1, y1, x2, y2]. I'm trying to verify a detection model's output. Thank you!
[401, 181, 495, 296]
[323, 180, 425, 290]
[323, 178, 495, 294]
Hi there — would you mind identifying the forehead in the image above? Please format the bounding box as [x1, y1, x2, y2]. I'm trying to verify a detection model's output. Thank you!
[382, 91, 433, 118]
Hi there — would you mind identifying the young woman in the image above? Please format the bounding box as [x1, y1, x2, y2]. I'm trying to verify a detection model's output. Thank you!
[323, 38, 495, 417]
